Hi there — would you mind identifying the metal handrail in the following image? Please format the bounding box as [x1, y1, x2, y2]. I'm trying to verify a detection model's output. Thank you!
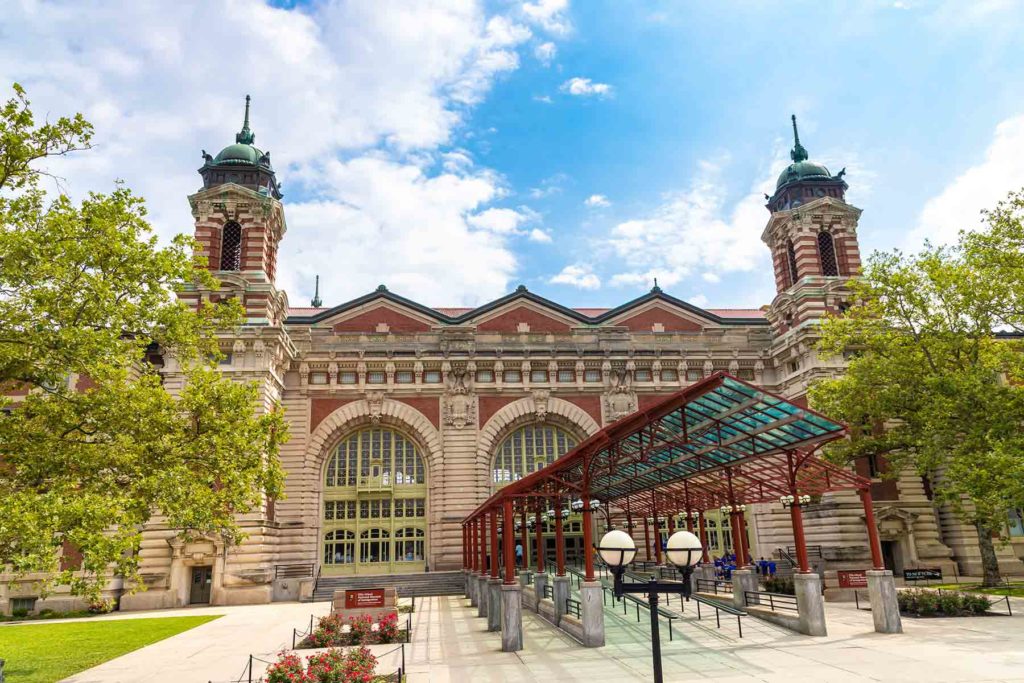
[543, 583, 554, 600]
[565, 597, 582, 619]
[692, 594, 745, 638]
[744, 590, 799, 612]
[275, 563, 314, 579]
[695, 578, 731, 594]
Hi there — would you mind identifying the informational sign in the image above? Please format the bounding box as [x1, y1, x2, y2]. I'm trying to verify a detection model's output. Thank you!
[837, 569, 868, 588]
[344, 588, 386, 609]
[904, 567, 942, 582]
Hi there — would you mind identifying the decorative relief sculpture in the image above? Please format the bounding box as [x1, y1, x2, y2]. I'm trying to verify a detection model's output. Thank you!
[531, 389, 550, 422]
[366, 391, 385, 424]
[442, 365, 476, 429]
[603, 366, 637, 422]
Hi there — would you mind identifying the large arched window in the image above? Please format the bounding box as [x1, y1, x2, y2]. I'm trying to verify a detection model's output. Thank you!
[786, 239, 799, 286]
[395, 527, 425, 562]
[325, 428, 425, 488]
[817, 231, 839, 276]
[492, 424, 578, 488]
[220, 221, 242, 271]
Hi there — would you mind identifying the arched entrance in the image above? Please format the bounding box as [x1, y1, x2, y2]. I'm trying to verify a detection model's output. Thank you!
[492, 424, 586, 565]
[321, 426, 427, 575]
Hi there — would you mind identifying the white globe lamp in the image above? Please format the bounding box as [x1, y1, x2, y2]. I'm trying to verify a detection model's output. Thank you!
[597, 529, 637, 569]
[664, 530, 702, 568]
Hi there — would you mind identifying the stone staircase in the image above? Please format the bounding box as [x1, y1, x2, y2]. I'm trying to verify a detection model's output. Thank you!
[312, 570, 465, 602]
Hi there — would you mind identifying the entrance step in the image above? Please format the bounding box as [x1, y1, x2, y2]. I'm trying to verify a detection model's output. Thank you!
[312, 570, 465, 602]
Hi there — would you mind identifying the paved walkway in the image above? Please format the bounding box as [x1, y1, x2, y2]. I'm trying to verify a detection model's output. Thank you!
[25, 591, 1024, 682]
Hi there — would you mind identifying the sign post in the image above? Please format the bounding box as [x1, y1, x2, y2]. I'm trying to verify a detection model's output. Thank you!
[903, 568, 942, 584]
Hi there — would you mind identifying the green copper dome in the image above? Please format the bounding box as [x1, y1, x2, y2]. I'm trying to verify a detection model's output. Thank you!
[213, 142, 264, 165]
[775, 115, 831, 190]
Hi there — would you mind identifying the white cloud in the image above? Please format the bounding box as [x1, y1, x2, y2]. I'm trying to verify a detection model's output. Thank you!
[529, 173, 569, 198]
[584, 193, 611, 207]
[521, 0, 572, 36]
[535, 41, 557, 66]
[468, 207, 531, 234]
[533, 95, 553, 104]
[907, 115, 1024, 249]
[605, 155, 786, 288]
[560, 77, 613, 97]
[0, 0, 547, 306]
[689, 294, 710, 308]
[701, 272, 720, 283]
[529, 228, 553, 243]
[550, 264, 600, 289]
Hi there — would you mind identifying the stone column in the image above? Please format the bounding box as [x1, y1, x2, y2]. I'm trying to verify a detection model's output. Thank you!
[487, 578, 503, 631]
[793, 573, 827, 636]
[731, 568, 758, 610]
[466, 569, 477, 606]
[477, 575, 489, 618]
[500, 583, 523, 652]
[867, 569, 903, 634]
[552, 575, 570, 623]
[534, 572, 548, 612]
[580, 581, 605, 647]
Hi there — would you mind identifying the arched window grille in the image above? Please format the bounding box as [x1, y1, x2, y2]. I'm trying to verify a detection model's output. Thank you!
[324, 428, 424, 488]
[786, 239, 799, 286]
[323, 529, 355, 565]
[818, 231, 839, 276]
[492, 424, 578, 488]
[395, 527, 425, 562]
[219, 222, 242, 271]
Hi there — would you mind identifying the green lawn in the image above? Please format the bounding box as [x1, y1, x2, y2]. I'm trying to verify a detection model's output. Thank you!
[0, 614, 221, 683]
[931, 582, 1024, 598]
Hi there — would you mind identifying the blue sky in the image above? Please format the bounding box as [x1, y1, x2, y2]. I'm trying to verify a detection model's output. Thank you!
[5, 1, 1024, 309]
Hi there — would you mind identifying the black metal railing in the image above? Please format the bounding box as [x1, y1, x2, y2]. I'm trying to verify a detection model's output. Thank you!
[744, 590, 799, 612]
[695, 578, 731, 594]
[275, 563, 314, 579]
[692, 594, 745, 638]
[543, 583, 554, 600]
[786, 545, 823, 559]
[565, 597, 582, 619]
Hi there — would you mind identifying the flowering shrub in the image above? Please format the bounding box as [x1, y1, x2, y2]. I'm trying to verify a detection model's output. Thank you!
[376, 613, 399, 644]
[311, 614, 346, 647]
[306, 648, 347, 683]
[347, 614, 374, 645]
[341, 646, 377, 682]
[897, 589, 991, 616]
[265, 651, 305, 683]
[87, 598, 114, 614]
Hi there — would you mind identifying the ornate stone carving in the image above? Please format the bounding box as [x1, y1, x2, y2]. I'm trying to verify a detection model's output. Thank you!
[531, 390, 550, 422]
[366, 391, 385, 424]
[442, 365, 475, 429]
[603, 367, 637, 423]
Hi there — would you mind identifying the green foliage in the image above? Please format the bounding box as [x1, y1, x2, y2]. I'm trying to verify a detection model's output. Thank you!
[0, 614, 220, 683]
[762, 576, 795, 595]
[0, 84, 289, 598]
[897, 588, 991, 617]
[811, 190, 1024, 586]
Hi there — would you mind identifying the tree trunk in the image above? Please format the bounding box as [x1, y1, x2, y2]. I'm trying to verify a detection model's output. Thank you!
[974, 521, 1002, 587]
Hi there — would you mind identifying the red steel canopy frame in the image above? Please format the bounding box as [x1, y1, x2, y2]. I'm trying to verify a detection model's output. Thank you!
[464, 372, 886, 582]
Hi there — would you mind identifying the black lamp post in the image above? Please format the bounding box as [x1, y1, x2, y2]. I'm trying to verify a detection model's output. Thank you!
[596, 529, 703, 683]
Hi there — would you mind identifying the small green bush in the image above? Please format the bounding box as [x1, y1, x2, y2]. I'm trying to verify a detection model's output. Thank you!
[11, 608, 29, 618]
[763, 576, 795, 595]
[898, 589, 991, 617]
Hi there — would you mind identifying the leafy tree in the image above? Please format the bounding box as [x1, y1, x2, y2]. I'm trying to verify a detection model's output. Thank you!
[0, 84, 288, 598]
[811, 191, 1024, 587]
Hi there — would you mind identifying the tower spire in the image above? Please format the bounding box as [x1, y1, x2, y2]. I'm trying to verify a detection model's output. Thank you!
[311, 275, 322, 307]
[236, 95, 255, 145]
[790, 114, 808, 163]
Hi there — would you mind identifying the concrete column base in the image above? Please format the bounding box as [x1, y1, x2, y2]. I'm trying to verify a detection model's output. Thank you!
[487, 578, 502, 631]
[500, 583, 523, 652]
[794, 572, 828, 636]
[731, 568, 758, 610]
[580, 581, 605, 648]
[468, 571, 478, 606]
[552, 575, 570, 624]
[533, 572, 548, 612]
[477, 575, 489, 618]
[867, 569, 903, 634]
[518, 570, 532, 589]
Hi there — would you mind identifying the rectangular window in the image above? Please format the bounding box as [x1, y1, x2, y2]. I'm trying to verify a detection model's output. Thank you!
[475, 369, 494, 383]
[686, 369, 703, 381]
[660, 368, 678, 382]
[530, 369, 548, 383]
[737, 368, 755, 380]
[584, 369, 602, 382]
[10, 597, 36, 613]
[1008, 509, 1024, 538]
[557, 369, 575, 383]
[218, 353, 233, 366]
[339, 371, 357, 384]
[395, 370, 414, 384]
[366, 371, 386, 384]
[423, 370, 442, 383]
[504, 369, 522, 383]
[634, 369, 652, 382]
[310, 372, 328, 385]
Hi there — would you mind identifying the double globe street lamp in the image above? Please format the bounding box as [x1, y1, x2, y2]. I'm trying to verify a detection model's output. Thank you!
[597, 528, 703, 683]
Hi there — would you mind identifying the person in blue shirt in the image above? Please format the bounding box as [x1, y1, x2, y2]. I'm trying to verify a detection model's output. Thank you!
[515, 541, 523, 568]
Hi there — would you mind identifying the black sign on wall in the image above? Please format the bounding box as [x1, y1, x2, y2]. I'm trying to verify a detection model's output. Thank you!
[904, 567, 942, 581]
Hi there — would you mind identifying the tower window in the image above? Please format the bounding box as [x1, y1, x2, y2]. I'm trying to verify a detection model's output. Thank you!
[786, 239, 799, 286]
[220, 222, 242, 271]
[818, 231, 839, 276]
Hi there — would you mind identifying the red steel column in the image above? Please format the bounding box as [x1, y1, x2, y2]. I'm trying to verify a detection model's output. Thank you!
[698, 511, 710, 563]
[643, 516, 652, 561]
[535, 510, 545, 574]
[520, 510, 530, 571]
[471, 519, 478, 572]
[652, 494, 663, 565]
[685, 510, 694, 533]
[503, 499, 516, 584]
[668, 512, 676, 535]
[729, 509, 744, 563]
[479, 514, 488, 576]
[462, 525, 468, 569]
[790, 500, 811, 573]
[555, 504, 566, 576]
[582, 499, 595, 581]
[860, 488, 885, 570]
[490, 507, 500, 579]
[737, 507, 751, 567]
